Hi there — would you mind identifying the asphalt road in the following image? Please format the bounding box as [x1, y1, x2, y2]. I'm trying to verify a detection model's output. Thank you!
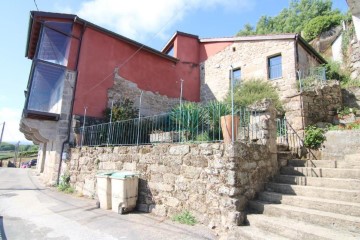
[0, 168, 216, 240]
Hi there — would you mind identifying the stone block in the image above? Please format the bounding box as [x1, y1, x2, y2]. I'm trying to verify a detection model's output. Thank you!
[150, 204, 167, 217]
[165, 197, 180, 207]
[182, 166, 201, 179]
[169, 145, 190, 155]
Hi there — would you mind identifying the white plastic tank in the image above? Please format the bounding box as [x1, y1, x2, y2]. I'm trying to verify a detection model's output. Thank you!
[110, 172, 139, 214]
[96, 172, 113, 210]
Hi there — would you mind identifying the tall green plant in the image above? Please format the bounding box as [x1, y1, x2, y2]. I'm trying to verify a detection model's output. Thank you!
[205, 101, 231, 140]
[170, 102, 208, 141]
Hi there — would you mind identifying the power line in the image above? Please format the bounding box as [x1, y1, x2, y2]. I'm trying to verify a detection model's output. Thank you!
[33, 0, 39, 11]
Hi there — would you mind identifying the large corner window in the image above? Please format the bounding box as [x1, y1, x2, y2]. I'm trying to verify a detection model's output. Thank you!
[268, 55, 282, 80]
[27, 61, 66, 115]
[36, 22, 72, 66]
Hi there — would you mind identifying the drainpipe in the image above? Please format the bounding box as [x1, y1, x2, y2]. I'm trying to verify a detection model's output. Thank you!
[57, 19, 87, 185]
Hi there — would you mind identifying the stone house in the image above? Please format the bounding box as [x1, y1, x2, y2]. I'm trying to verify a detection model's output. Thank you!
[20, 11, 326, 184]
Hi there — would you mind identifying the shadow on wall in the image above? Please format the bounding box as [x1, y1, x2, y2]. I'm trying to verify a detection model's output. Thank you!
[201, 83, 218, 102]
[342, 88, 360, 109]
[137, 178, 155, 213]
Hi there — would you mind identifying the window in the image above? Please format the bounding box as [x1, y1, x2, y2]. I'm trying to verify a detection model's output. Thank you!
[36, 22, 72, 66]
[268, 55, 282, 80]
[230, 68, 241, 86]
[27, 61, 66, 114]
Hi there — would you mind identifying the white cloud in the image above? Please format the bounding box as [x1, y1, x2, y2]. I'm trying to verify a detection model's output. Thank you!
[77, 0, 254, 41]
[0, 108, 31, 144]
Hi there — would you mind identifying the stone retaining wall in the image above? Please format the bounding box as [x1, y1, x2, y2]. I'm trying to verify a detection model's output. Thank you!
[285, 81, 342, 132]
[65, 101, 277, 230]
[322, 130, 360, 160]
[67, 141, 277, 230]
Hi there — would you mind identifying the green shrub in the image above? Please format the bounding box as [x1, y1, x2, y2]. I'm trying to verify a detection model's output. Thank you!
[195, 132, 211, 142]
[172, 211, 197, 226]
[57, 173, 74, 194]
[103, 98, 138, 122]
[337, 106, 357, 118]
[304, 125, 326, 149]
[303, 14, 343, 41]
[225, 79, 283, 111]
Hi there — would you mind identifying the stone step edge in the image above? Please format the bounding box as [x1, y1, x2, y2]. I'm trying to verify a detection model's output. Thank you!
[260, 191, 360, 207]
[246, 213, 360, 240]
[250, 200, 360, 223]
[266, 182, 360, 194]
[275, 174, 360, 182]
[230, 225, 288, 240]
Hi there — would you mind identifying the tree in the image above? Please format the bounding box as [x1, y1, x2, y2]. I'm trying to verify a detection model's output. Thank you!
[0, 142, 15, 151]
[237, 0, 342, 37]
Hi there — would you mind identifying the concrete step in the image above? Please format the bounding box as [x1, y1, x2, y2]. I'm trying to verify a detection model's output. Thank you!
[288, 159, 336, 168]
[265, 182, 360, 203]
[248, 200, 360, 233]
[289, 159, 360, 169]
[258, 191, 360, 217]
[274, 175, 360, 190]
[245, 213, 360, 240]
[280, 166, 360, 178]
[227, 224, 288, 240]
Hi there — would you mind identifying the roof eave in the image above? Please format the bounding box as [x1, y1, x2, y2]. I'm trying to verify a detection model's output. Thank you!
[296, 34, 327, 64]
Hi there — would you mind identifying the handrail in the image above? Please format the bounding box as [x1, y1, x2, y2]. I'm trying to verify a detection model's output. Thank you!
[284, 119, 317, 160]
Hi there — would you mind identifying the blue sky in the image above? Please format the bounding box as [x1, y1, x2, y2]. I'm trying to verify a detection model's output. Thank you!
[0, 0, 349, 144]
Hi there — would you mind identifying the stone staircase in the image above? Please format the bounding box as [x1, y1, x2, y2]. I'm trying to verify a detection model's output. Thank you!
[230, 154, 360, 239]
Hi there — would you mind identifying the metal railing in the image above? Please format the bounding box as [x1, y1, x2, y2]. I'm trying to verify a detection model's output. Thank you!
[74, 103, 266, 147]
[298, 66, 327, 92]
[276, 117, 317, 159]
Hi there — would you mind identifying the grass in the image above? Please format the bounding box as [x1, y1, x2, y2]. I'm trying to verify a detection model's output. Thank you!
[328, 120, 360, 131]
[172, 211, 197, 226]
[0, 152, 14, 160]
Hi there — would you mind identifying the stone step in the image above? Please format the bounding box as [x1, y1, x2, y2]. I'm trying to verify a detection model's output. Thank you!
[288, 159, 360, 169]
[280, 166, 360, 178]
[227, 224, 288, 240]
[277, 144, 289, 151]
[248, 200, 360, 233]
[288, 159, 337, 168]
[258, 191, 360, 217]
[274, 175, 360, 190]
[245, 214, 360, 240]
[265, 182, 360, 203]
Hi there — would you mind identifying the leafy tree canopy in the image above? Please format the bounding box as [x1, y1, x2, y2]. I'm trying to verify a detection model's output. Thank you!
[237, 0, 342, 37]
[0, 142, 15, 151]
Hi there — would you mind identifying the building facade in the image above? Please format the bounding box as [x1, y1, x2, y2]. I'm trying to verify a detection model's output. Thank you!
[20, 11, 325, 184]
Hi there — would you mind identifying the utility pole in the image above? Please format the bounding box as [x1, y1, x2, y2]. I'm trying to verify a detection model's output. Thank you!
[14, 141, 20, 168]
[0, 122, 5, 144]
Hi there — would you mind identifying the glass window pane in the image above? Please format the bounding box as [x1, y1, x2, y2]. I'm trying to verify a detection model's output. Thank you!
[27, 62, 65, 114]
[269, 55, 282, 80]
[233, 69, 241, 85]
[37, 22, 72, 66]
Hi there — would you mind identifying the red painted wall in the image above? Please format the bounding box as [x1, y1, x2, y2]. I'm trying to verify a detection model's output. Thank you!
[73, 25, 200, 117]
[199, 42, 232, 62]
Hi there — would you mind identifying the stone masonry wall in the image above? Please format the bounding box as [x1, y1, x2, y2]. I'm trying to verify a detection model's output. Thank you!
[284, 81, 342, 133]
[349, 41, 360, 80]
[108, 68, 181, 116]
[66, 103, 277, 230]
[200, 39, 298, 103]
